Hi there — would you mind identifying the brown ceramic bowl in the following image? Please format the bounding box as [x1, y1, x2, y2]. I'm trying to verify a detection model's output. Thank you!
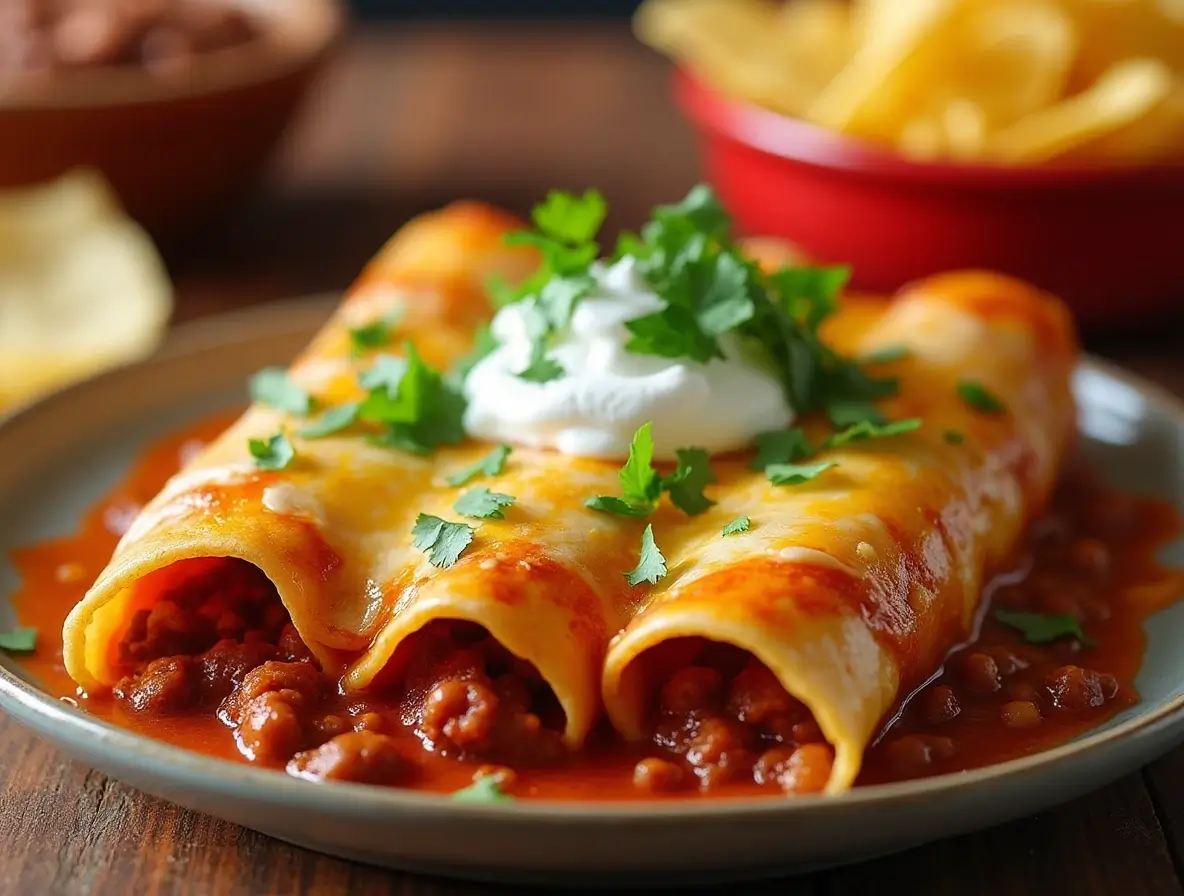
[0, 0, 345, 238]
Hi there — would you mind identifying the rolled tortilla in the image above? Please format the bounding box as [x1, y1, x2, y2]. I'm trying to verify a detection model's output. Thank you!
[600, 271, 1076, 793]
[63, 204, 642, 748]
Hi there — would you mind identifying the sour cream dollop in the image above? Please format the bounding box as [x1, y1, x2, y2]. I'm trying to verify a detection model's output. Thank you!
[462, 257, 794, 460]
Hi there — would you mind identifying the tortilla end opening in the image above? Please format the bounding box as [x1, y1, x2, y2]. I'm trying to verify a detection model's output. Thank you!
[81, 556, 292, 688]
[368, 617, 573, 760]
[612, 635, 846, 796]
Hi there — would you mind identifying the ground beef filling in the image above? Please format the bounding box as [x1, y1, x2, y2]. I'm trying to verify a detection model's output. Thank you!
[638, 640, 834, 794]
[397, 620, 566, 765]
[111, 580, 565, 783]
[109, 562, 410, 786]
[116, 559, 287, 671]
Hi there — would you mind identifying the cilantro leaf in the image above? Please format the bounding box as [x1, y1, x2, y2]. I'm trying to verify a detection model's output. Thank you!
[454, 487, 516, 520]
[825, 400, 888, 428]
[626, 524, 667, 586]
[827, 418, 921, 448]
[692, 252, 755, 336]
[348, 312, 401, 355]
[411, 514, 475, 569]
[492, 188, 606, 368]
[248, 432, 295, 470]
[513, 299, 568, 383]
[298, 403, 359, 439]
[516, 352, 566, 383]
[449, 326, 499, 388]
[722, 517, 750, 537]
[584, 496, 653, 517]
[503, 231, 599, 275]
[650, 184, 731, 242]
[586, 425, 715, 518]
[861, 345, 910, 365]
[358, 346, 467, 453]
[249, 368, 313, 416]
[771, 265, 850, 329]
[958, 380, 1007, 414]
[445, 444, 512, 487]
[608, 184, 903, 434]
[944, 429, 965, 445]
[993, 607, 1094, 647]
[358, 354, 408, 395]
[664, 448, 716, 516]
[452, 776, 514, 804]
[619, 422, 662, 507]
[366, 429, 434, 456]
[0, 627, 37, 652]
[766, 461, 837, 486]
[538, 275, 593, 331]
[624, 304, 721, 363]
[531, 188, 607, 245]
[751, 428, 814, 471]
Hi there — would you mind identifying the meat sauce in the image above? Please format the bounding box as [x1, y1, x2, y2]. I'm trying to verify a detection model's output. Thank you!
[8, 414, 1183, 801]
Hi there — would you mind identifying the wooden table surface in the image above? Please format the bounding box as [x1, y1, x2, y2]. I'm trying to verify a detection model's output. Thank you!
[4, 23, 1184, 896]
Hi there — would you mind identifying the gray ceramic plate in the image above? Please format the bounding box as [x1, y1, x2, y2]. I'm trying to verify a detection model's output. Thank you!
[1, 297, 1183, 887]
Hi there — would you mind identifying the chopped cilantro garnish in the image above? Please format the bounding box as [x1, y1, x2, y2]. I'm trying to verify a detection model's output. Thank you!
[587, 423, 662, 516]
[825, 400, 888, 428]
[411, 514, 474, 569]
[298, 403, 360, 439]
[357, 345, 466, 454]
[248, 432, 295, 470]
[366, 429, 434, 456]
[494, 189, 607, 382]
[452, 776, 514, 803]
[993, 607, 1094, 647]
[958, 380, 1006, 414]
[664, 448, 717, 516]
[751, 428, 814, 471]
[766, 461, 837, 487]
[826, 418, 921, 448]
[752, 416, 915, 478]
[445, 444, 512, 487]
[454, 487, 516, 520]
[584, 496, 653, 518]
[722, 517, 750, 536]
[516, 351, 566, 384]
[358, 353, 406, 394]
[624, 303, 722, 363]
[449, 325, 499, 388]
[625, 524, 667, 586]
[944, 429, 965, 445]
[618, 423, 663, 507]
[489, 184, 901, 435]
[348, 311, 401, 356]
[613, 186, 898, 423]
[530, 187, 608, 245]
[860, 345, 910, 365]
[0, 627, 37, 652]
[586, 424, 715, 518]
[249, 368, 313, 416]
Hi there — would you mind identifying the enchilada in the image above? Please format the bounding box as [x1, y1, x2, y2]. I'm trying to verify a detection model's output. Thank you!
[15, 187, 1176, 800]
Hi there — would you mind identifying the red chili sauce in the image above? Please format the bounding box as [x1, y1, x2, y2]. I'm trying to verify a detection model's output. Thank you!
[8, 414, 1182, 801]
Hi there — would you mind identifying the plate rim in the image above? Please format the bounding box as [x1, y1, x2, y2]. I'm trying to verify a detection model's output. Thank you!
[1, 296, 1182, 824]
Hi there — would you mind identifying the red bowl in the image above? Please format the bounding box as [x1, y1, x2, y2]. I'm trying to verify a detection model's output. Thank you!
[674, 69, 1184, 325]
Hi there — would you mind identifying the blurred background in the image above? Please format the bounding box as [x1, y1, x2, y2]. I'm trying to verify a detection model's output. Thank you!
[0, 0, 1182, 415]
[354, 1, 641, 16]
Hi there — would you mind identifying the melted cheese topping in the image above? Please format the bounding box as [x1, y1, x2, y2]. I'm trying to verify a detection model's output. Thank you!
[62, 209, 1076, 793]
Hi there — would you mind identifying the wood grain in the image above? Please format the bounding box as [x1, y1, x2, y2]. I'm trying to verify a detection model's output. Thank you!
[3, 21, 1184, 896]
